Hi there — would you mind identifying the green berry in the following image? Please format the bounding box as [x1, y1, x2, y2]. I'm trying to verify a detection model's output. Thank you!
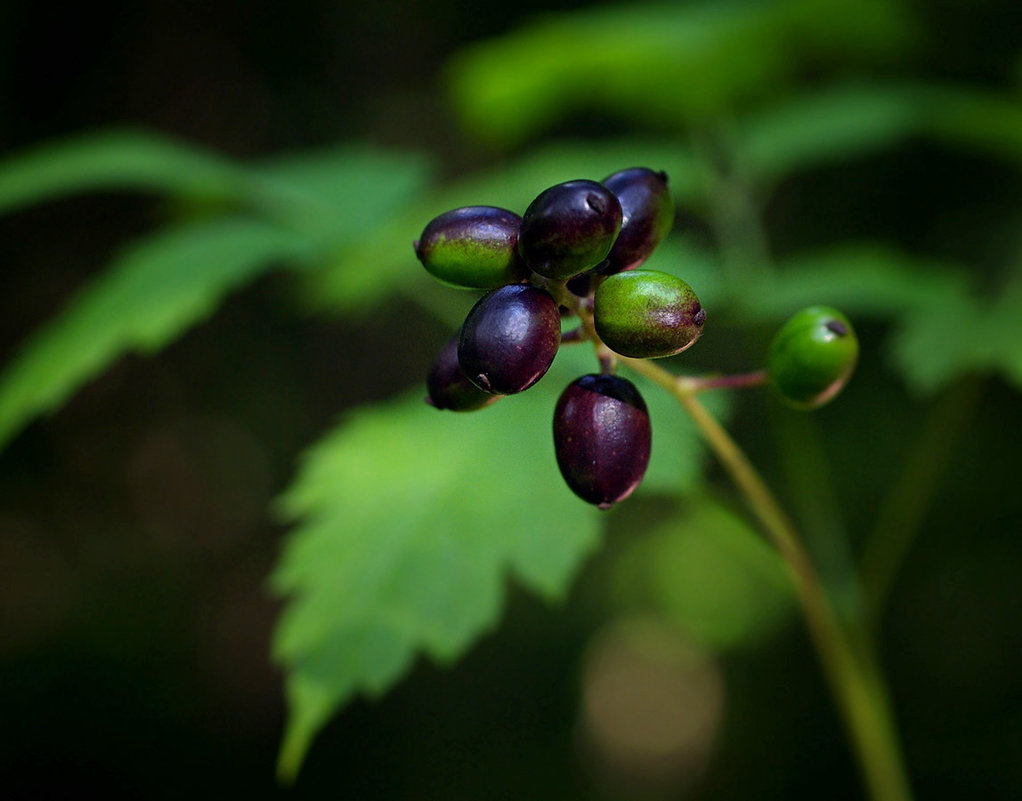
[415, 206, 527, 289]
[593, 270, 705, 358]
[767, 306, 858, 409]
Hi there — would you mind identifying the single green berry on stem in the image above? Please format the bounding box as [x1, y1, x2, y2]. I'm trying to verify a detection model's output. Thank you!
[767, 306, 859, 409]
[426, 334, 502, 412]
[593, 269, 705, 358]
[458, 284, 561, 395]
[415, 206, 527, 289]
[518, 180, 622, 279]
[596, 167, 674, 275]
[553, 374, 652, 509]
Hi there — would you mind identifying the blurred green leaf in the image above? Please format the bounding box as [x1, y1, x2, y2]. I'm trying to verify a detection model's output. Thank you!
[738, 244, 974, 324]
[0, 129, 434, 241]
[271, 382, 602, 780]
[446, 0, 914, 147]
[0, 218, 313, 449]
[612, 493, 794, 650]
[891, 271, 1022, 394]
[304, 139, 700, 315]
[0, 129, 249, 214]
[0, 140, 434, 448]
[735, 85, 924, 180]
[920, 86, 1022, 166]
[253, 146, 434, 241]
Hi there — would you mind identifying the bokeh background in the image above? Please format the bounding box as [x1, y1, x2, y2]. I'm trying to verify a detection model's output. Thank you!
[2, 0, 1021, 799]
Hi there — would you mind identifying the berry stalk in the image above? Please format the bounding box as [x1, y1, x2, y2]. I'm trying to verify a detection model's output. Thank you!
[623, 353, 914, 801]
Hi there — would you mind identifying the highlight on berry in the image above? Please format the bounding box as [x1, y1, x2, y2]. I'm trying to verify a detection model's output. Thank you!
[414, 169, 856, 508]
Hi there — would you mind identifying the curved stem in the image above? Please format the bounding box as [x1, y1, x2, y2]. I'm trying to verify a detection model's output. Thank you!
[686, 368, 768, 393]
[622, 354, 914, 801]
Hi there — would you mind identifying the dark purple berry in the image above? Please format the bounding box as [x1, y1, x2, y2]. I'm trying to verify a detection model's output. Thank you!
[518, 180, 622, 279]
[415, 206, 527, 289]
[553, 374, 652, 509]
[458, 284, 561, 395]
[426, 334, 502, 412]
[598, 167, 674, 274]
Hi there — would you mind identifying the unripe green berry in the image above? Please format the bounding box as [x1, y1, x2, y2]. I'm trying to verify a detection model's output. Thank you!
[415, 206, 527, 289]
[593, 270, 705, 358]
[767, 306, 858, 409]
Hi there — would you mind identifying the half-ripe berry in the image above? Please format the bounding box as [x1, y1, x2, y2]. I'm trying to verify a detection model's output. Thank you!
[458, 284, 561, 395]
[553, 374, 652, 509]
[593, 270, 705, 358]
[415, 206, 527, 289]
[767, 306, 859, 409]
[518, 180, 622, 279]
[598, 167, 674, 274]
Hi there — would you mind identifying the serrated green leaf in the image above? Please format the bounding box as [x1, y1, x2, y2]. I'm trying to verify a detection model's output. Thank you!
[271, 336, 728, 778]
[0, 218, 313, 448]
[0, 130, 249, 214]
[303, 139, 700, 315]
[611, 493, 794, 650]
[445, 0, 913, 147]
[271, 381, 604, 780]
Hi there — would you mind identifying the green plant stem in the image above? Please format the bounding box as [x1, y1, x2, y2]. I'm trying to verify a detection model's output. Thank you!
[860, 376, 984, 625]
[685, 368, 767, 393]
[622, 354, 914, 801]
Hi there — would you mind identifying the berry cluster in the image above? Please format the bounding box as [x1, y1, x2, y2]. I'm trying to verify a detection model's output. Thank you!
[415, 168, 858, 509]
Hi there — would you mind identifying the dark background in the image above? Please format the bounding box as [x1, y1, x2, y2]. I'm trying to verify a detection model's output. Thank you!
[2, 1, 1021, 799]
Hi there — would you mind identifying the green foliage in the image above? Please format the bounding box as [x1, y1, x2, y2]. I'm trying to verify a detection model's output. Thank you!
[446, 0, 913, 146]
[612, 494, 794, 650]
[0, 133, 432, 447]
[732, 85, 925, 181]
[270, 343, 726, 778]
[0, 219, 312, 448]
[891, 271, 1022, 394]
[740, 245, 973, 323]
[0, 130, 249, 214]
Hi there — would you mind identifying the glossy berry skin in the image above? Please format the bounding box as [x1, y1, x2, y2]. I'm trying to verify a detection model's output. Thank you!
[553, 374, 652, 509]
[458, 284, 561, 395]
[518, 180, 623, 279]
[767, 306, 858, 409]
[426, 334, 501, 412]
[593, 270, 705, 358]
[597, 167, 674, 275]
[415, 206, 527, 289]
